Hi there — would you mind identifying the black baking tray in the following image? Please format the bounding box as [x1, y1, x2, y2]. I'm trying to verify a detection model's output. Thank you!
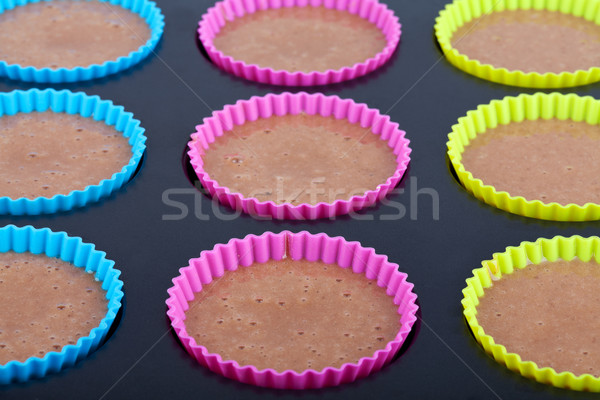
[1, 1, 600, 399]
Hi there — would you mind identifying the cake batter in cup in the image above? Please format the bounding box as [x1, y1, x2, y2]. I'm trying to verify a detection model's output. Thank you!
[447, 92, 600, 221]
[166, 230, 418, 389]
[0, 89, 147, 215]
[463, 235, 600, 391]
[0, 0, 164, 83]
[187, 92, 411, 220]
[198, 0, 401, 86]
[435, 0, 600, 88]
[0, 225, 124, 384]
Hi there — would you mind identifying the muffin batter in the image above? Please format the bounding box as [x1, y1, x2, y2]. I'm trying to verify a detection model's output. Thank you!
[0, 0, 151, 69]
[452, 10, 600, 74]
[212, 6, 387, 72]
[185, 258, 400, 372]
[199, 113, 398, 205]
[0, 111, 132, 199]
[0, 252, 107, 364]
[461, 118, 600, 206]
[476, 259, 600, 376]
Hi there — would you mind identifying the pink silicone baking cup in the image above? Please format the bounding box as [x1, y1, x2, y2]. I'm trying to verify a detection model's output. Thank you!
[197, 0, 401, 86]
[166, 230, 418, 389]
[187, 92, 411, 220]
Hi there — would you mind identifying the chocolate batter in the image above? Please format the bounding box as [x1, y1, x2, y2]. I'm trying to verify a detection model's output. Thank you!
[0, 0, 151, 69]
[185, 258, 400, 372]
[212, 6, 387, 72]
[476, 259, 600, 376]
[461, 118, 600, 206]
[452, 10, 600, 74]
[0, 111, 132, 199]
[0, 252, 107, 364]
[199, 113, 398, 205]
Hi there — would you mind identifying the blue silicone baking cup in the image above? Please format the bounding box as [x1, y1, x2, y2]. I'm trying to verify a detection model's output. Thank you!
[0, 89, 147, 215]
[0, 0, 164, 83]
[0, 225, 124, 384]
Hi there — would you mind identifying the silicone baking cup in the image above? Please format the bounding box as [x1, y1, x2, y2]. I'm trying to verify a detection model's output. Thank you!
[434, 0, 600, 88]
[0, 225, 123, 384]
[0, 0, 164, 83]
[0, 89, 147, 215]
[198, 0, 401, 86]
[187, 92, 411, 220]
[166, 230, 418, 389]
[447, 92, 600, 221]
[463, 235, 600, 391]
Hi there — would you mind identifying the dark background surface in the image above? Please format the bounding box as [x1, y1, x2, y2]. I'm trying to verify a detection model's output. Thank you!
[1, 0, 600, 399]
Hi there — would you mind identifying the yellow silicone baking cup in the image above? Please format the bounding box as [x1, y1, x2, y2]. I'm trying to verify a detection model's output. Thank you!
[447, 92, 600, 221]
[434, 0, 600, 88]
[463, 235, 600, 391]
